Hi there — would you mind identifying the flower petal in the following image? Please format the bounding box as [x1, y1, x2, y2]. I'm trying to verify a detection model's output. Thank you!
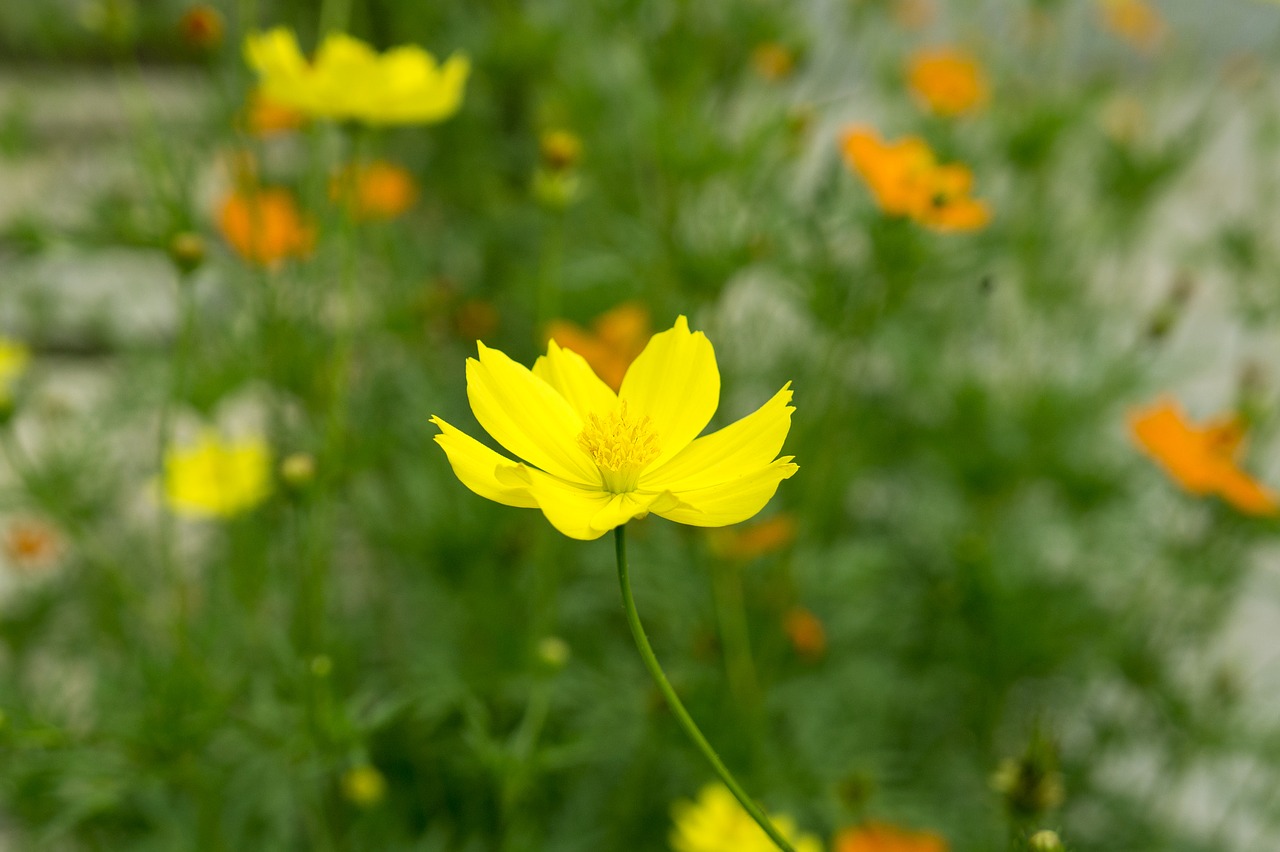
[430, 416, 537, 508]
[515, 469, 657, 540]
[619, 315, 719, 469]
[642, 383, 794, 492]
[651, 457, 799, 527]
[532, 340, 618, 420]
[467, 343, 600, 487]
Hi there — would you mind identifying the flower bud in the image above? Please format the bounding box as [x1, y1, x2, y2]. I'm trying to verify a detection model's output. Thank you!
[539, 130, 582, 172]
[536, 635, 571, 673]
[178, 4, 224, 52]
[168, 231, 206, 275]
[281, 452, 317, 490]
[1029, 829, 1064, 852]
[532, 168, 581, 210]
[341, 764, 386, 807]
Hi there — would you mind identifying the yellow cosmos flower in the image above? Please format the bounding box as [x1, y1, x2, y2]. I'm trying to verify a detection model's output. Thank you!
[432, 317, 798, 541]
[0, 338, 31, 409]
[670, 784, 823, 852]
[906, 47, 988, 117]
[162, 431, 272, 518]
[244, 28, 469, 125]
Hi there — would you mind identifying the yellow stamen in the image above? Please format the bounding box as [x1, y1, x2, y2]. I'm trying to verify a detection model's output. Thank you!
[577, 401, 660, 493]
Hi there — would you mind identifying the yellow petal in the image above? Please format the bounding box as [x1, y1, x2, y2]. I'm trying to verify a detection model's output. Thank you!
[651, 458, 798, 527]
[532, 340, 618, 420]
[619, 315, 719, 469]
[430, 416, 537, 508]
[466, 343, 600, 486]
[641, 383, 794, 492]
[519, 469, 658, 540]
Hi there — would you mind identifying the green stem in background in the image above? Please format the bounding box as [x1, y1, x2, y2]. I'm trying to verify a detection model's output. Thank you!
[536, 210, 565, 338]
[709, 557, 762, 715]
[613, 526, 796, 852]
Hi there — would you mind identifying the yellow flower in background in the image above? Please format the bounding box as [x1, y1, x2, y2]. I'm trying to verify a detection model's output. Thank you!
[330, 160, 419, 221]
[0, 338, 30, 409]
[432, 316, 798, 541]
[163, 431, 272, 518]
[906, 47, 988, 116]
[244, 28, 469, 125]
[1098, 0, 1166, 53]
[840, 127, 991, 232]
[1129, 398, 1278, 516]
[545, 302, 651, 391]
[834, 822, 949, 852]
[670, 784, 822, 852]
[216, 186, 315, 267]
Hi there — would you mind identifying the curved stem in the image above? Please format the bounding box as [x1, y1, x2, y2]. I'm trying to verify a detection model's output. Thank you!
[613, 526, 796, 852]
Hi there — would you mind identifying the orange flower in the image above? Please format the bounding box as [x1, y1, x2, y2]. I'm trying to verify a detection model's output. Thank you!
[543, 302, 651, 391]
[179, 4, 224, 51]
[840, 127, 990, 232]
[331, 160, 419, 221]
[216, 187, 314, 266]
[1098, 0, 1166, 53]
[2, 517, 65, 576]
[709, 513, 797, 560]
[241, 88, 307, 136]
[1130, 398, 1278, 515]
[783, 606, 825, 661]
[834, 823, 949, 852]
[906, 47, 987, 116]
[751, 42, 797, 82]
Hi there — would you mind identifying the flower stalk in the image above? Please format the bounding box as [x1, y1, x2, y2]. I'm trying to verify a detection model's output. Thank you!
[613, 525, 796, 852]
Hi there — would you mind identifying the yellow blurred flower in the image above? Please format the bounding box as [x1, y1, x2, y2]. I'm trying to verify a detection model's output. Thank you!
[783, 606, 826, 661]
[240, 87, 307, 136]
[840, 126, 991, 232]
[834, 822, 949, 852]
[0, 338, 31, 410]
[751, 42, 797, 81]
[906, 47, 988, 116]
[432, 316, 798, 541]
[330, 160, 419, 221]
[540, 129, 583, 172]
[545, 302, 651, 392]
[709, 513, 797, 560]
[671, 784, 822, 852]
[216, 187, 315, 267]
[162, 431, 272, 518]
[244, 27, 469, 126]
[1130, 398, 1278, 516]
[1098, 0, 1166, 53]
[341, 764, 387, 807]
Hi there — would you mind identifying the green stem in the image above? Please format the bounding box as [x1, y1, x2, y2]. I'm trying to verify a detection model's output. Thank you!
[613, 526, 796, 852]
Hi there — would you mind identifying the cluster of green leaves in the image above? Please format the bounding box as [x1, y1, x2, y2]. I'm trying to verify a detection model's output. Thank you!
[2, 1, 1280, 850]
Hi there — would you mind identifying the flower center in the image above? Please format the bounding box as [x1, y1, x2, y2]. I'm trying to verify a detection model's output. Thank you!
[577, 401, 660, 493]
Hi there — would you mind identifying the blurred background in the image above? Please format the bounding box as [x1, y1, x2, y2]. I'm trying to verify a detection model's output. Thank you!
[3, 1, 1280, 850]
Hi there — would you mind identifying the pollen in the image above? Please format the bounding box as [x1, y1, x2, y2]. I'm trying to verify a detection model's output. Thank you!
[577, 401, 660, 493]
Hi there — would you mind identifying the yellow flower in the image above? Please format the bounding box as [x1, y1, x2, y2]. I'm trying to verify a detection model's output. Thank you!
[1098, 0, 1166, 53]
[432, 317, 798, 541]
[330, 160, 419, 221]
[545, 302, 652, 392]
[1129, 397, 1277, 516]
[0, 338, 31, 409]
[840, 126, 991, 232]
[216, 186, 315, 267]
[834, 822, 949, 852]
[244, 27, 469, 126]
[162, 431, 272, 518]
[906, 47, 988, 116]
[670, 784, 822, 852]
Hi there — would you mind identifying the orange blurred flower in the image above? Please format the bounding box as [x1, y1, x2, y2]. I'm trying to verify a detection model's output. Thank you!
[906, 47, 988, 117]
[216, 187, 314, 267]
[1130, 398, 1278, 516]
[2, 517, 65, 576]
[709, 513, 797, 560]
[1098, 0, 1166, 53]
[752, 42, 797, 81]
[834, 822, 949, 852]
[783, 606, 826, 661]
[179, 4, 224, 51]
[840, 127, 991, 232]
[241, 88, 307, 136]
[331, 160, 419, 221]
[544, 302, 651, 391]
